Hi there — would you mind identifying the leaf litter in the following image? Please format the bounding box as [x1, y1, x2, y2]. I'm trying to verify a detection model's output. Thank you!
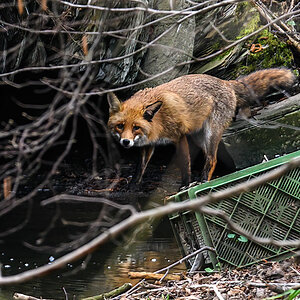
[119, 258, 300, 300]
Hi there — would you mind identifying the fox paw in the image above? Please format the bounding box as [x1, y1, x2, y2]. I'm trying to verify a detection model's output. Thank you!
[189, 181, 198, 188]
[179, 185, 188, 192]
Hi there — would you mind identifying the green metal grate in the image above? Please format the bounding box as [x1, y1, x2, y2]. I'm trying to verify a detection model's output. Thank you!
[168, 150, 300, 269]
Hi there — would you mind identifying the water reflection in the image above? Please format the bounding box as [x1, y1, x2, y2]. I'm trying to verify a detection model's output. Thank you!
[80, 237, 185, 299]
[0, 220, 185, 300]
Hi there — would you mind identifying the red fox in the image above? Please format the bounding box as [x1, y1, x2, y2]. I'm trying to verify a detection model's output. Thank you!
[107, 68, 295, 187]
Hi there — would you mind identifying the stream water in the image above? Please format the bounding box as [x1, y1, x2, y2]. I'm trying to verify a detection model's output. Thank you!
[0, 226, 184, 300]
[0, 189, 185, 300]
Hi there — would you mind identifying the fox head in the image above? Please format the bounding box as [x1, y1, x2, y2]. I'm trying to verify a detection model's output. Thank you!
[107, 92, 162, 148]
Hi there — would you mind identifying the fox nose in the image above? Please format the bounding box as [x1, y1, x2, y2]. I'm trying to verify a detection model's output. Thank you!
[121, 139, 131, 147]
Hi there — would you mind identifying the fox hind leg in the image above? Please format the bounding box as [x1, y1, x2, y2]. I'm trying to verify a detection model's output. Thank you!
[176, 135, 191, 187]
[192, 123, 222, 183]
[201, 147, 218, 182]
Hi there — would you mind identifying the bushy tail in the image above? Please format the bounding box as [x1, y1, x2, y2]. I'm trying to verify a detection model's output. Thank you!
[230, 68, 296, 108]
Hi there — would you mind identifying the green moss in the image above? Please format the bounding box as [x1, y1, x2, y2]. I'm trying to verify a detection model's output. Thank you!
[201, 6, 261, 75]
[235, 1, 248, 15]
[211, 41, 221, 52]
[292, 68, 299, 78]
[232, 6, 294, 77]
[237, 29, 294, 76]
[236, 11, 260, 40]
[194, 3, 294, 77]
[235, 1, 256, 17]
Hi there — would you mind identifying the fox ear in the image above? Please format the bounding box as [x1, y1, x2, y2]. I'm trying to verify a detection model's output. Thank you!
[107, 92, 121, 113]
[143, 101, 162, 122]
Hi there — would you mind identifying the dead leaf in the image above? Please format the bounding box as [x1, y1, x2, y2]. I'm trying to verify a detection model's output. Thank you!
[17, 0, 24, 15]
[4, 176, 12, 199]
[41, 0, 47, 10]
[82, 35, 88, 56]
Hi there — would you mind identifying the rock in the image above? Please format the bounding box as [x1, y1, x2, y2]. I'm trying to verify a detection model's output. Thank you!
[222, 93, 300, 169]
[136, 0, 195, 89]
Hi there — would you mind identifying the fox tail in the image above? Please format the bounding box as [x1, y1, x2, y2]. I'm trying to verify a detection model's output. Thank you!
[230, 68, 296, 108]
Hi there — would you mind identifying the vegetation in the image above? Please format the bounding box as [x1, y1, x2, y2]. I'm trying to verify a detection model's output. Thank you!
[238, 29, 295, 75]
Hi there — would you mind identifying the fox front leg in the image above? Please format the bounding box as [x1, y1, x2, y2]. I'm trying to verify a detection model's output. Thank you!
[130, 145, 155, 186]
[192, 125, 221, 183]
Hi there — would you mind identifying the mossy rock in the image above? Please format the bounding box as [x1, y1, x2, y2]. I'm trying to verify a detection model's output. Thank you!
[191, 2, 260, 76]
[192, 1, 295, 79]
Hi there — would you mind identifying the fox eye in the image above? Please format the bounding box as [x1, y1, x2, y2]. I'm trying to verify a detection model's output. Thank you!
[133, 125, 140, 131]
[116, 123, 124, 130]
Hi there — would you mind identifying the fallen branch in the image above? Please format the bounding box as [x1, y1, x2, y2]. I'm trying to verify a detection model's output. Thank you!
[123, 247, 215, 298]
[82, 283, 132, 300]
[128, 272, 181, 281]
[13, 293, 53, 300]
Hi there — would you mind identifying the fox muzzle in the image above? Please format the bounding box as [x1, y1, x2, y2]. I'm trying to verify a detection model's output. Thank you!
[120, 138, 134, 148]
